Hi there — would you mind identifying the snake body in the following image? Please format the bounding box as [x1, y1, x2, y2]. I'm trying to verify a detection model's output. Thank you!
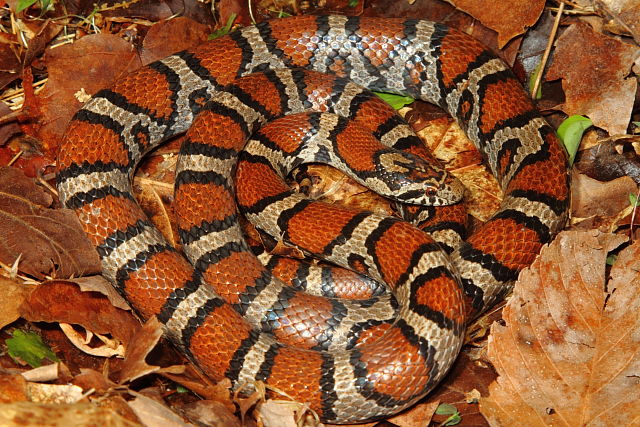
[56, 15, 570, 423]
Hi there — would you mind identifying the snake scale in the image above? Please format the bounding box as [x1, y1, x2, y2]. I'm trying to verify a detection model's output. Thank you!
[56, 15, 570, 423]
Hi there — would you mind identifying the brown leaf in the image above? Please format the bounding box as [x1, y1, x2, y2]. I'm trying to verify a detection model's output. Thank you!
[72, 276, 131, 311]
[0, 372, 28, 403]
[19, 281, 141, 349]
[571, 171, 637, 227]
[385, 400, 440, 426]
[161, 371, 235, 412]
[140, 17, 210, 65]
[37, 34, 142, 146]
[127, 393, 191, 427]
[178, 400, 241, 427]
[448, 0, 545, 47]
[0, 277, 35, 329]
[72, 368, 116, 394]
[0, 402, 137, 426]
[112, 317, 180, 384]
[427, 352, 497, 426]
[597, 0, 640, 44]
[0, 167, 101, 279]
[546, 23, 640, 135]
[480, 230, 640, 425]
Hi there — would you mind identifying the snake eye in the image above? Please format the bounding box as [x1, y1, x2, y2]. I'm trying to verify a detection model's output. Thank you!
[425, 187, 438, 197]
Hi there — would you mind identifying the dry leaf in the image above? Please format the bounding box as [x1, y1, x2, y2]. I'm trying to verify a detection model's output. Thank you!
[0, 167, 101, 279]
[570, 171, 637, 229]
[447, 0, 545, 47]
[37, 34, 142, 145]
[72, 276, 131, 311]
[480, 230, 640, 425]
[0, 402, 136, 426]
[113, 317, 179, 384]
[0, 373, 28, 404]
[256, 400, 304, 427]
[597, 0, 640, 43]
[546, 23, 640, 135]
[0, 276, 35, 329]
[27, 383, 84, 404]
[178, 400, 241, 427]
[140, 17, 210, 65]
[127, 394, 191, 427]
[385, 400, 440, 426]
[21, 363, 60, 382]
[19, 281, 141, 351]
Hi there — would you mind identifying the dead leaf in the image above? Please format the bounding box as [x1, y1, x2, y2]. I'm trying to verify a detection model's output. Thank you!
[256, 400, 306, 427]
[426, 352, 496, 426]
[0, 276, 35, 329]
[72, 368, 117, 394]
[385, 400, 440, 426]
[27, 382, 84, 404]
[19, 281, 141, 351]
[127, 393, 191, 427]
[21, 363, 60, 382]
[133, 177, 178, 247]
[546, 23, 640, 135]
[0, 372, 28, 403]
[0, 167, 101, 279]
[113, 317, 182, 384]
[0, 402, 136, 426]
[178, 400, 241, 427]
[571, 171, 637, 227]
[480, 230, 640, 425]
[140, 17, 210, 65]
[37, 33, 142, 147]
[72, 276, 131, 311]
[597, 0, 640, 43]
[161, 372, 235, 412]
[448, 0, 545, 47]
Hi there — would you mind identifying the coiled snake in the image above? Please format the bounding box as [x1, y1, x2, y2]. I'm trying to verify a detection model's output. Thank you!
[56, 15, 570, 423]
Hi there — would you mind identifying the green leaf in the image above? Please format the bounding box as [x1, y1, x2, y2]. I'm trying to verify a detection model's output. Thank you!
[557, 115, 592, 165]
[176, 385, 189, 393]
[436, 403, 461, 425]
[348, 0, 359, 6]
[630, 193, 639, 207]
[16, 0, 39, 12]
[374, 92, 414, 110]
[209, 13, 237, 40]
[606, 254, 617, 265]
[435, 403, 458, 415]
[6, 330, 59, 368]
[528, 62, 543, 100]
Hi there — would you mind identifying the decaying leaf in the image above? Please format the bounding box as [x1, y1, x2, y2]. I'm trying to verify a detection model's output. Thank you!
[178, 400, 241, 427]
[481, 230, 640, 425]
[27, 383, 84, 404]
[37, 34, 142, 145]
[127, 393, 191, 427]
[0, 402, 136, 426]
[113, 317, 183, 384]
[0, 276, 35, 329]
[19, 281, 141, 353]
[546, 23, 640, 135]
[0, 167, 101, 279]
[447, 0, 545, 47]
[0, 372, 28, 403]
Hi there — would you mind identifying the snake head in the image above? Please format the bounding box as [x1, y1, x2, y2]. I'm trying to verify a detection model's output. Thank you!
[376, 150, 465, 206]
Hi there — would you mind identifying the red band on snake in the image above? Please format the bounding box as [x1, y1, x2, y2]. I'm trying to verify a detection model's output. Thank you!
[56, 15, 570, 423]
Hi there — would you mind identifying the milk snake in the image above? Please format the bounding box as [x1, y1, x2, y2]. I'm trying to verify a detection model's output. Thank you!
[56, 15, 570, 423]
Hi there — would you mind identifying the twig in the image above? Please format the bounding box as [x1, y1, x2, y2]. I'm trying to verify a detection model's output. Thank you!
[531, 1, 565, 98]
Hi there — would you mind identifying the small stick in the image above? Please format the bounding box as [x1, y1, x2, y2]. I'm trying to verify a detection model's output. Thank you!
[531, 1, 565, 98]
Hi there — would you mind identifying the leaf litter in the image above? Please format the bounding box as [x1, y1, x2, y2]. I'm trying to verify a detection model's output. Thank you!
[0, 0, 639, 426]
